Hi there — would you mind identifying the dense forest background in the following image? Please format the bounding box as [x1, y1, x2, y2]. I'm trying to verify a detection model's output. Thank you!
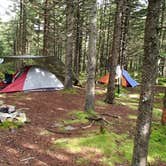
[0, 0, 165, 82]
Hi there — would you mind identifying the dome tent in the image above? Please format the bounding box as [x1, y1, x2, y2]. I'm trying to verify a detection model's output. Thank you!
[0, 66, 64, 93]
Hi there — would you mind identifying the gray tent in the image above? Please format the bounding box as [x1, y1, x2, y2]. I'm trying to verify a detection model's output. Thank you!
[0, 66, 64, 93]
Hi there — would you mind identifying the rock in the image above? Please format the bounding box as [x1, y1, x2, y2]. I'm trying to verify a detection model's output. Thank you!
[0, 105, 16, 113]
[0, 112, 18, 122]
[15, 112, 27, 123]
[64, 125, 77, 131]
[0, 105, 27, 123]
[53, 122, 64, 127]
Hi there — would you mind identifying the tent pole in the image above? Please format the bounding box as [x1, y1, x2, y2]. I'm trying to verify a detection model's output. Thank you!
[117, 77, 121, 95]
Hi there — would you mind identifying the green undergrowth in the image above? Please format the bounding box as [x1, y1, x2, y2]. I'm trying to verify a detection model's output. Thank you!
[52, 123, 166, 165]
[149, 123, 166, 163]
[116, 92, 139, 110]
[116, 89, 163, 121]
[115, 87, 129, 97]
[63, 111, 89, 125]
[53, 132, 133, 166]
[79, 72, 87, 84]
[0, 63, 15, 79]
[0, 120, 23, 129]
[63, 110, 98, 125]
[96, 99, 108, 107]
[153, 108, 162, 120]
[158, 77, 166, 86]
[128, 115, 137, 120]
[61, 88, 78, 95]
[75, 157, 90, 166]
[155, 92, 164, 99]
[95, 87, 107, 95]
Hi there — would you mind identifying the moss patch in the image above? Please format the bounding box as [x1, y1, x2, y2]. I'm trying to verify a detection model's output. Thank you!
[53, 132, 133, 165]
[149, 123, 166, 163]
[0, 120, 23, 129]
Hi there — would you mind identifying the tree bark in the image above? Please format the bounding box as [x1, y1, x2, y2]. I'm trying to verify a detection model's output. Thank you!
[22, 0, 27, 55]
[43, 0, 50, 56]
[82, 34, 88, 72]
[74, 0, 82, 80]
[99, 0, 107, 76]
[161, 89, 166, 125]
[105, 0, 123, 104]
[163, 58, 166, 77]
[119, 0, 130, 68]
[64, 0, 74, 89]
[85, 0, 97, 111]
[131, 0, 162, 165]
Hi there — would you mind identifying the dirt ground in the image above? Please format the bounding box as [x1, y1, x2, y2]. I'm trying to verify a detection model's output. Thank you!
[0, 87, 165, 166]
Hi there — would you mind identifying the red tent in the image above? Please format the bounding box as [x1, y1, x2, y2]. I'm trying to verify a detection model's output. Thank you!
[0, 66, 64, 93]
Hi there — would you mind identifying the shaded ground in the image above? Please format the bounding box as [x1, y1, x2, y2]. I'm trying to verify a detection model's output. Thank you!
[0, 86, 165, 166]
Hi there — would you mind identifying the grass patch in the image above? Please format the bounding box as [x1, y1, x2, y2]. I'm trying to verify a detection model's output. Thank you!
[61, 88, 78, 95]
[95, 88, 107, 95]
[155, 92, 164, 99]
[154, 102, 163, 109]
[75, 157, 90, 166]
[53, 132, 133, 165]
[158, 77, 166, 86]
[117, 92, 139, 110]
[128, 115, 137, 120]
[64, 110, 90, 125]
[153, 108, 162, 120]
[115, 87, 129, 96]
[117, 96, 139, 110]
[38, 129, 53, 136]
[149, 123, 166, 163]
[79, 72, 87, 85]
[0, 120, 23, 129]
[96, 100, 108, 107]
[52, 125, 166, 165]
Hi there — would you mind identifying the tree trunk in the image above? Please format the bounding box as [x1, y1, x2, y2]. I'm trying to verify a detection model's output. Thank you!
[22, 0, 27, 55]
[161, 89, 166, 125]
[105, 4, 112, 73]
[64, 0, 74, 89]
[131, 0, 162, 165]
[105, 0, 123, 104]
[74, 0, 82, 79]
[82, 34, 88, 72]
[43, 0, 50, 56]
[163, 58, 166, 77]
[96, 4, 103, 75]
[15, 0, 27, 70]
[18, 0, 23, 55]
[85, 0, 97, 111]
[99, 0, 107, 76]
[120, 0, 130, 68]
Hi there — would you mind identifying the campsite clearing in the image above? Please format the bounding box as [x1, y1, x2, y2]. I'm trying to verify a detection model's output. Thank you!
[0, 86, 165, 166]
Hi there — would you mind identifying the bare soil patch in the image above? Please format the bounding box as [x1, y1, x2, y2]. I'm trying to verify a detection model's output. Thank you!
[0, 87, 164, 166]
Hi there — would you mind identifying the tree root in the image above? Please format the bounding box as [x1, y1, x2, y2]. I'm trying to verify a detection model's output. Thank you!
[100, 113, 120, 119]
[81, 120, 95, 129]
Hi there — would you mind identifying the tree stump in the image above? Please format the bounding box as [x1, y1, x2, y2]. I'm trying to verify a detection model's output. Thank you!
[161, 89, 166, 125]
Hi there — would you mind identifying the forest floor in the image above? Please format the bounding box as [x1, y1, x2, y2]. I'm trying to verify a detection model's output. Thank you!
[0, 85, 165, 166]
